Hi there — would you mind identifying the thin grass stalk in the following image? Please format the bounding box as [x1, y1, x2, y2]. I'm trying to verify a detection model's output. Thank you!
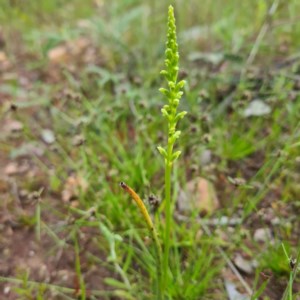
[163, 154, 172, 288]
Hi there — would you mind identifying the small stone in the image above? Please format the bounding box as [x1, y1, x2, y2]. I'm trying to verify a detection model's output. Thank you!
[234, 254, 253, 274]
[41, 129, 55, 144]
[225, 280, 250, 300]
[3, 286, 10, 295]
[271, 217, 280, 225]
[254, 228, 272, 242]
[200, 149, 212, 166]
[243, 99, 271, 117]
[177, 177, 219, 215]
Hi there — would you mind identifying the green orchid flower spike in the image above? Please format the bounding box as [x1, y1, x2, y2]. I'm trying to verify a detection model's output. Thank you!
[158, 5, 187, 291]
[158, 5, 187, 165]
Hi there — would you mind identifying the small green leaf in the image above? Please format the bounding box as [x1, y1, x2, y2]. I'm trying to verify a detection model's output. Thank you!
[177, 80, 186, 89]
[165, 48, 172, 58]
[173, 98, 179, 106]
[161, 108, 170, 120]
[159, 88, 170, 97]
[170, 131, 181, 143]
[176, 91, 183, 98]
[168, 81, 175, 89]
[104, 278, 129, 290]
[160, 70, 168, 76]
[157, 146, 168, 158]
[174, 111, 187, 122]
[171, 150, 181, 162]
[173, 130, 181, 139]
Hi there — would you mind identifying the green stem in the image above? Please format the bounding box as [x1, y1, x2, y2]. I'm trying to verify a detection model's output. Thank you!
[163, 141, 173, 290]
[153, 227, 163, 300]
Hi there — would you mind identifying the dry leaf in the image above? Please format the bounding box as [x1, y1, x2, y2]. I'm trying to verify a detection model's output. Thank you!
[0, 51, 10, 70]
[72, 134, 85, 146]
[62, 174, 88, 202]
[4, 119, 23, 134]
[70, 37, 89, 56]
[4, 162, 29, 176]
[0, 51, 8, 62]
[48, 46, 68, 64]
[4, 163, 19, 176]
[0, 177, 9, 192]
[10, 142, 45, 158]
[48, 38, 90, 65]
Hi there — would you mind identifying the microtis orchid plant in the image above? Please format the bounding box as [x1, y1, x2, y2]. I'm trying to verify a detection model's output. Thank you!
[120, 5, 186, 299]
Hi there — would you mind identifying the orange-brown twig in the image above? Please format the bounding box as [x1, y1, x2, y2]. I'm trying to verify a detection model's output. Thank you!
[119, 181, 162, 299]
[120, 182, 154, 232]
